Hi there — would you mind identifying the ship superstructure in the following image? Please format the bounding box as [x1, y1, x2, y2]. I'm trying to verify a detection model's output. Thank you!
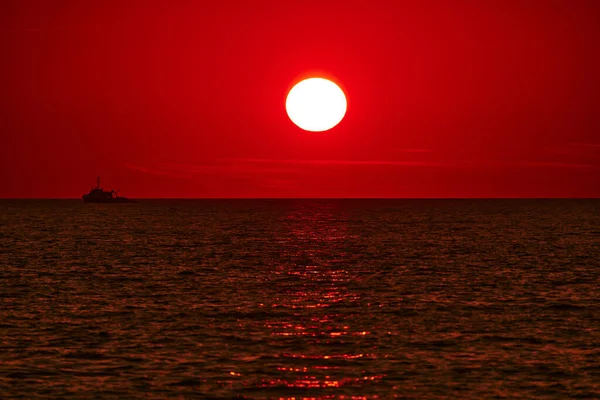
[82, 177, 134, 203]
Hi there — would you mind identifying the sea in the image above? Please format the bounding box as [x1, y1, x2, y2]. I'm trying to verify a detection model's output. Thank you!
[0, 199, 599, 399]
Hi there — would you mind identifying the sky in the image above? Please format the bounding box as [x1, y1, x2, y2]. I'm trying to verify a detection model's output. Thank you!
[2, 0, 599, 198]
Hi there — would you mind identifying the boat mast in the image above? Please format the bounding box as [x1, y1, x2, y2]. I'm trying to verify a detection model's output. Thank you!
[97, 176, 100, 190]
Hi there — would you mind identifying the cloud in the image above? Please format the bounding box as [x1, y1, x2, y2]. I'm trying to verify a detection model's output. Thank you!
[511, 161, 596, 169]
[222, 158, 449, 167]
[160, 161, 305, 176]
[569, 142, 600, 149]
[391, 148, 434, 153]
[122, 163, 192, 179]
[223, 157, 599, 169]
[124, 156, 599, 183]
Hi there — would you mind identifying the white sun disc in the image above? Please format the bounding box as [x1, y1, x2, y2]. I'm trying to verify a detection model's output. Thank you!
[285, 78, 347, 132]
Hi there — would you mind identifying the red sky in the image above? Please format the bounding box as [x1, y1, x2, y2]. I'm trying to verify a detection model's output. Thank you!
[2, 0, 599, 198]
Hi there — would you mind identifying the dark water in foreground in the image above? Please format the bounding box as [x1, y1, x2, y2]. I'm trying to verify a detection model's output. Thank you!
[1, 199, 599, 399]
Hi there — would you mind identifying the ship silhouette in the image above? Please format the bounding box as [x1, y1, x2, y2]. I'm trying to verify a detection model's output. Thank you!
[82, 177, 135, 203]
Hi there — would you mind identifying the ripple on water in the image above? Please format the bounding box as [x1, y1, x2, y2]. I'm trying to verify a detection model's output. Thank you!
[0, 199, 599, 398]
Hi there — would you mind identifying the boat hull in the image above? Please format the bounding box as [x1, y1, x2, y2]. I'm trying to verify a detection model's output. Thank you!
[82, 197, 136, 203]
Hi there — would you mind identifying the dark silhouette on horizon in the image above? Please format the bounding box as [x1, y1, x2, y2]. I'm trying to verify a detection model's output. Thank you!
[82, 177, 135, 203]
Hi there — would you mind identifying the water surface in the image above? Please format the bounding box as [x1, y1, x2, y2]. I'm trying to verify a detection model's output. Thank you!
[1, 200, 599, 398]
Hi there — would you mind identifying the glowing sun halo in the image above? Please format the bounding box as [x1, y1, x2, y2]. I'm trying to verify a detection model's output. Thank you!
[286, 78, 347, 132]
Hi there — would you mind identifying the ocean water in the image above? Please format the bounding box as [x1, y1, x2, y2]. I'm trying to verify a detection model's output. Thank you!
[0, 199, 599, 399]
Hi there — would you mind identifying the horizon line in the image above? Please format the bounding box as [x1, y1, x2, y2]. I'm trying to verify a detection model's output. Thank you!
[1, 197, 599, 200]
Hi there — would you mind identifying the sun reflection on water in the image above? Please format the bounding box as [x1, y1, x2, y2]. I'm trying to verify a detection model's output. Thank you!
[243, 203, 384, 397]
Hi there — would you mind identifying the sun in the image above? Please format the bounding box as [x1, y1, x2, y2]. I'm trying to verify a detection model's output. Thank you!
[286, 77, 347, 132]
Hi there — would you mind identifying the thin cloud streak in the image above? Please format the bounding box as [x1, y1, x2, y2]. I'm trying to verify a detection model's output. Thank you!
[124, 158, 599, 181]
[391, 148, 434, 153]
[223, 158, 599, 169]
[513, 161, 596, 169]
[222, 158, 450, 167]
[123, 163, 194, 180]
[160, 162, 305, 176]
[123, 162, 305, 181]
[569, 143, 600, 149]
